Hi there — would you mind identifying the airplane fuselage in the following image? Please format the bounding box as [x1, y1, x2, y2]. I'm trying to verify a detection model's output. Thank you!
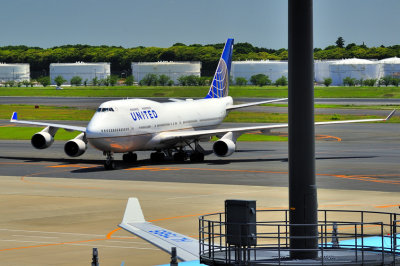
[86, 97, 233, 153]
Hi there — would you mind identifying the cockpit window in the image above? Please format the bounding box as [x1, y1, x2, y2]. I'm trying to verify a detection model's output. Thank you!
[97, 107, 115, 112]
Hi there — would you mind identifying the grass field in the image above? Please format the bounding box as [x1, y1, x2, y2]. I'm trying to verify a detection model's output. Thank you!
[1, 105, 95, 120]
[262, 103, 400, 110]
[2, 105, 397, 123]
[0, 126, 79, 140]
[1, 85, 400, 98]
[1, 104, 397, 141]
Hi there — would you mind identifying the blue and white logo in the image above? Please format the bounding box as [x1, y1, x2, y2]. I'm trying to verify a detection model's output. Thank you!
[205, 38, 234, 99]
[130, 109, 158, 121]
[148, 229, 193, 243]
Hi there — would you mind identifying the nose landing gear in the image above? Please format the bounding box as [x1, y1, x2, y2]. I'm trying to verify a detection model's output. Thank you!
[104, 151, 115, 170]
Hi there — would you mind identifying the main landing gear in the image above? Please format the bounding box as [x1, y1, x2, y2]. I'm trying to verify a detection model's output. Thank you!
[122, 152, 137, 163]
[150, 151, 165, 162]
[171, 140, 205, 163]
[104, 151, 115, 170]
[189, 152, 204, 163]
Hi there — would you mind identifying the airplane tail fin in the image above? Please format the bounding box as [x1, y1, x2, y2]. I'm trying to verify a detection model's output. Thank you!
[205, 38, 234, 99]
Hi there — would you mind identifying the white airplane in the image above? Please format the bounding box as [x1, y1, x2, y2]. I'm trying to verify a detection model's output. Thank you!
[10, 38, 396, 170]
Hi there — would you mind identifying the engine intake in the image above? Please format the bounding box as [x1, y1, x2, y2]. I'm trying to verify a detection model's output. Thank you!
[31, 132, 54, 149]
[64, 138, 87, 157]
[213, 138, 236, 157]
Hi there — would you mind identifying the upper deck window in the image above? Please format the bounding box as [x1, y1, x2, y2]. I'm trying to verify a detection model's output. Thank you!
[97, 107, 115, 112]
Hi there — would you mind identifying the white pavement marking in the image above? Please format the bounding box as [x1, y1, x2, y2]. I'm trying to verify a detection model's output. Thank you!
[12, 235, 59, 239]
[0, 228, 104, 237]
[0, 239, 159, 250]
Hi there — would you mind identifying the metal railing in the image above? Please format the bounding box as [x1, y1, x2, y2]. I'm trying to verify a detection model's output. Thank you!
[199, 209, 399, 265]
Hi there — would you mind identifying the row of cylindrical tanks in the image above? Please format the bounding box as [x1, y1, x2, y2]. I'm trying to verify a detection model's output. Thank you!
[0, 62, 201, 85]
[232, 57, 400, 85]
[1, 58, 400, 86]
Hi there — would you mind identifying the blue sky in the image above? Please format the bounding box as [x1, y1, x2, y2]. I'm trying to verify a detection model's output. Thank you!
[1, 0, 399, 49]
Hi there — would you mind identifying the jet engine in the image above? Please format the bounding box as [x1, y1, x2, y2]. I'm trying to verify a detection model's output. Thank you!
[213, 138, 236, 157]
[64, 133, 87, 157]
[31, 131, 54, 149]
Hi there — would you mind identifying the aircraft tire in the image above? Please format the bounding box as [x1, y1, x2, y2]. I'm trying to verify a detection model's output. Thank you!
[123, 153, 137, 163]
[190, 152, 204, 163]
[150, 152, 165, 162]
[104, 160, 115, 170]
[173, 152, 186, 162]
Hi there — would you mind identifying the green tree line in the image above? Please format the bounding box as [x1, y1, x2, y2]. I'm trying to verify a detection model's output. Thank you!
[1, 42, 399, 78]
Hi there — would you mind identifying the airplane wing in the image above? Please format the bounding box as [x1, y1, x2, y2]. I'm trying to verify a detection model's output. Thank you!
[156, 109, 396, 143]
[226, 98, 288, 110]
[10, 112, 86, 132]
[119, 198, 199, 262]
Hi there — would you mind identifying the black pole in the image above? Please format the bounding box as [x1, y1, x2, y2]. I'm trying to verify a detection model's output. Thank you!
[288, 0, 318, 259]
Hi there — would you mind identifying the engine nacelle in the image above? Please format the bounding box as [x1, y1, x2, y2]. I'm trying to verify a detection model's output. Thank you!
[31, 132, 54, 149]
[64, 139, 87, 157]
[213, 138, 236, 157]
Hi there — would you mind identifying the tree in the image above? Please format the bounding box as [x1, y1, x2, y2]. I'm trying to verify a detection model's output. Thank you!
[177, 75, 201, 86]
[70, 76, 82, 86]
[235, 77, 247, 86]
[38, 76, 50, 87]
[275, 75, 288, 86]
[363, 79, 377, 87]
[125, 75, 134, 86]
[100, 77, 110, 86]
[250, 74, 271, 87]
[158, 74, 172, 86]
[392, 77, 400, 87]
[172, 42, 186, 47]
[158, 50, 176, 61]
[380, 76, 392, 87]
[5, 80, 15, 87]
[54, 75, 66, 86]
[92, 76, 99, 86]
[109, 75, 119, 86]
[345, 43, 357, 50]
[323, 77, 332, 87]
[177, 76, 188, 86]
[139, 73, 158, 86]
[343, 76, 356, 86]
[335, 37, 345, 48]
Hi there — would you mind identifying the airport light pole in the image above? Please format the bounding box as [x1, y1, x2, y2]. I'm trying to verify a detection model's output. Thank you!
[288, 0, 318, 259]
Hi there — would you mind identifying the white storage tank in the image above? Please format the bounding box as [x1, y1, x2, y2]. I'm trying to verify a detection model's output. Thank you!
[329, 58, 380, 85]
[314, 60, 339, 84]
[231, 61, 288, 84]
[0, 63, 30, 82]
[131, 61, 201, 84]
[50, 62, 111, 85]
[379, 57, 400, 79]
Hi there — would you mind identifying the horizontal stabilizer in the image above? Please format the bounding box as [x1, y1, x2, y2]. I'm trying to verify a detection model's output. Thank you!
[119, 198, 199, 262]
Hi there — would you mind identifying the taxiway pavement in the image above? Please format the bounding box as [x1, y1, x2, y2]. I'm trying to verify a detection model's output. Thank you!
[0, 123, 399, 265]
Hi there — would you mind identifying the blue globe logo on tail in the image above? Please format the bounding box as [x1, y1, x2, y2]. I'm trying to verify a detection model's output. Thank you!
[205, 38, 234, 99]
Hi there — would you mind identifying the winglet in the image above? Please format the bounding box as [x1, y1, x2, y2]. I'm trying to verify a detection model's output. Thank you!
[119, 198, 199, 261]
[385, 109, 396, 121]
[10, 112, 17, 121]
[121, 198, 145, 224]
